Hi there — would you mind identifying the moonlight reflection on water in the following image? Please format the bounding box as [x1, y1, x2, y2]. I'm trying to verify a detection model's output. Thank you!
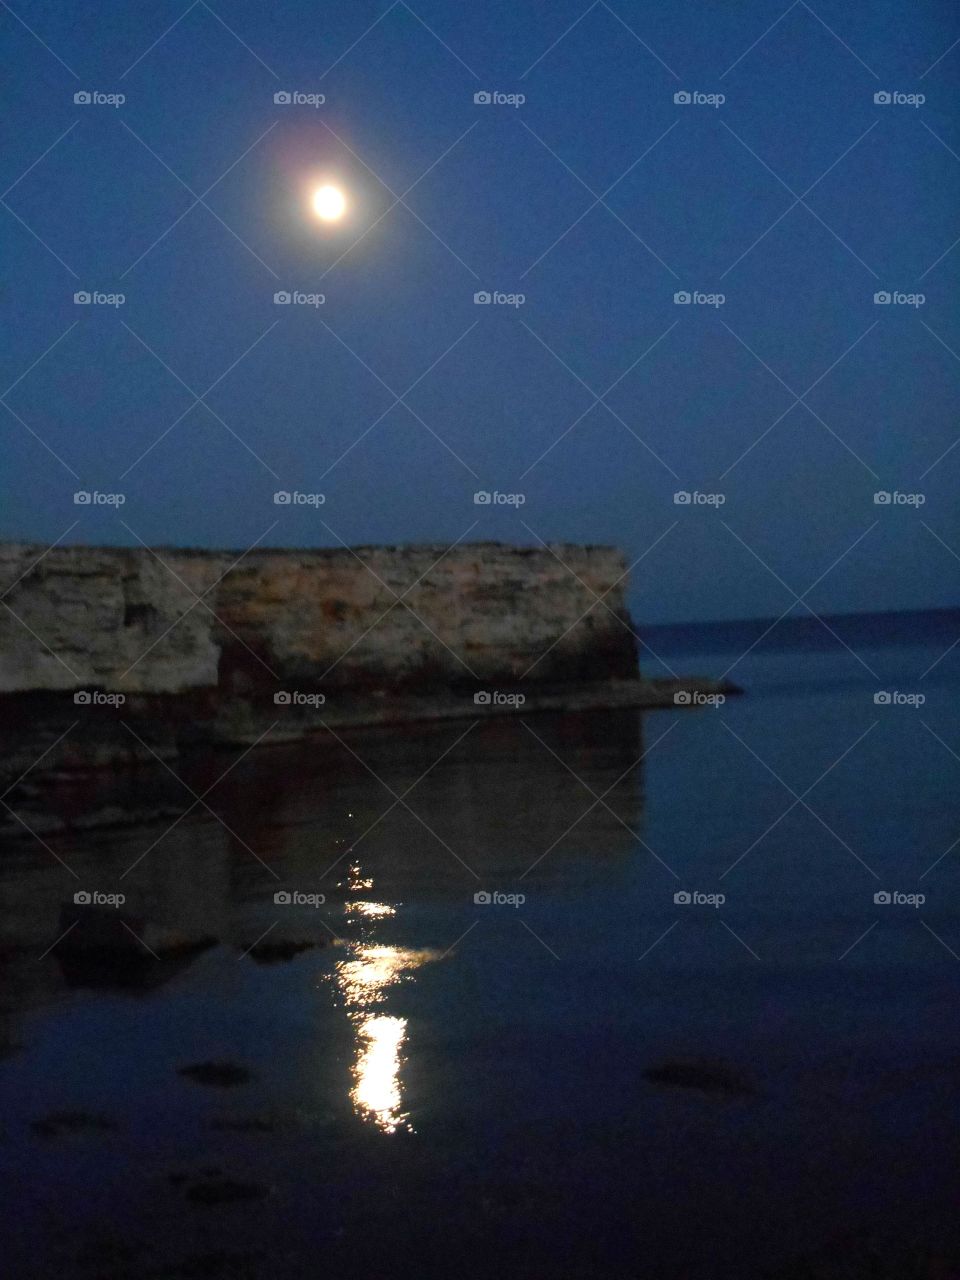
[334, 935, 441, 1133]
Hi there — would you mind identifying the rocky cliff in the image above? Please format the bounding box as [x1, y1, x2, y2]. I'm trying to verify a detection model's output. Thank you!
[0, 541, 739, 837]
[0, 541, 635, 696]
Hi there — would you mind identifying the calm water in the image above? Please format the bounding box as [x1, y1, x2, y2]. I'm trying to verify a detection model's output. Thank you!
[1, 612, 958, 1279]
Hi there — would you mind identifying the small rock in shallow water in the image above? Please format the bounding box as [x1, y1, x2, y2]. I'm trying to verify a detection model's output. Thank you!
[178, 1250, 265, 1279]
[642, 1059, 755, 1097]
[184, 1177, 269, 1207]
[239, 939, 317, 963]
[209, 1116, 276, 1133]
[177, 1062, 252, 1087]
[167, 1166, 270, 1208]
[57, 903, 216, 957]
[31, 1110, 120, 1137]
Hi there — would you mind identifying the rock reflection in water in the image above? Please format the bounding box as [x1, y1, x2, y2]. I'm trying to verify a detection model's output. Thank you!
[0, 712, 643, 1057]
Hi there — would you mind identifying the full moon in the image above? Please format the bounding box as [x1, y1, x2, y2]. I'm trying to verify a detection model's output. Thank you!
[313, 184, 346, 222]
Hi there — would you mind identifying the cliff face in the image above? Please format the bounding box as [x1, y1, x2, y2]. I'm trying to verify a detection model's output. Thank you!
[0, 542, 636, 696]
[0, 542, 739, 839]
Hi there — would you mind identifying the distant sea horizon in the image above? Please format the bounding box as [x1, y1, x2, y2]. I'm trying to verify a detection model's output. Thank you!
[640, 605, 960, 654]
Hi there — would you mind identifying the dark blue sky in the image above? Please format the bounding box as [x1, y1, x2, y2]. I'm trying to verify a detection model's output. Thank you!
[2, 0, 958, 621]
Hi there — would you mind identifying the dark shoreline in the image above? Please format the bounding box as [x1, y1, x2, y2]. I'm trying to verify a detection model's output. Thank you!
[0, 677, 739, 839]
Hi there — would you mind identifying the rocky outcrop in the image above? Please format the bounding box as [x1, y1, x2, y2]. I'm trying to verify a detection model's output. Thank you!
[0, 541, 736, 838]
[0, 541, 635, 695]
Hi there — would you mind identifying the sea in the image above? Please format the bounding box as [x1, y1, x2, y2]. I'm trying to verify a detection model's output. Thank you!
[1, 608, 958, 1279]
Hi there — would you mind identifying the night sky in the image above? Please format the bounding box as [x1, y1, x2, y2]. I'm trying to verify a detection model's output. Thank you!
[2, 0, 958, 622]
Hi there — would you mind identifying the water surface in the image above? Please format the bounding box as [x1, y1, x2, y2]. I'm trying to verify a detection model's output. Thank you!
[1, 612, 958, 1278]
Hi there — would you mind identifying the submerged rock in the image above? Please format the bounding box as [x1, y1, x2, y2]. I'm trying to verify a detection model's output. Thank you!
[184, 1177, 269, 1207]
[177, 1250, 266, 1278]
[178, 1062, 253, 1088]
[57, 903, 217, 958]
[167, 1166, 270, 1207]
[238, 938, 318, 963]
[53, 903, 217, 991]
[209, 1116, 276, 1133]
[642, 1058, 756, 1097]
[31, 1110, 120, 1138]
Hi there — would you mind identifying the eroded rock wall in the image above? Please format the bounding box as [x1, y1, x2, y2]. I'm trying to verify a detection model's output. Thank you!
[0, 542, 636, 696]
